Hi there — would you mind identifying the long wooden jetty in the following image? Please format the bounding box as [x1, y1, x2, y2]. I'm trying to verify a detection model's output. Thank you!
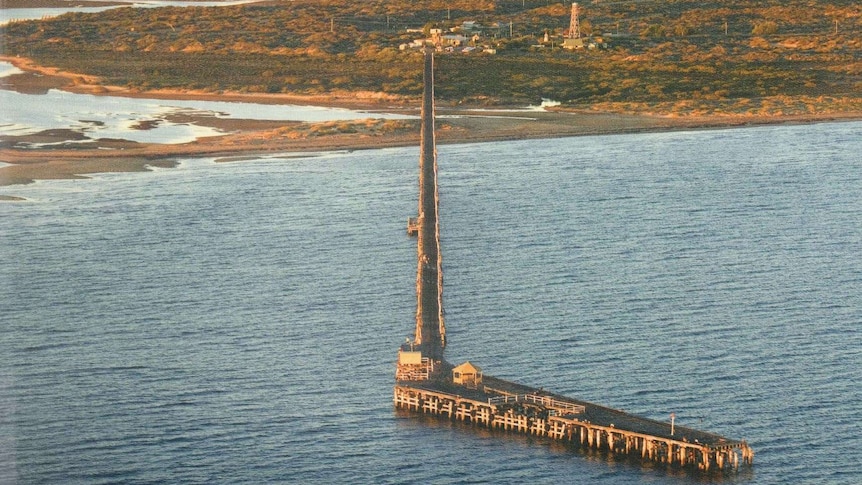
[395, 50, 753, 473]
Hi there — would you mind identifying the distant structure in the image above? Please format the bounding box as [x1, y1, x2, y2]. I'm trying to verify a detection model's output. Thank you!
[562, 3, 587, 49]
[563, 2, 598, 49]
[567, 2, 581, 39]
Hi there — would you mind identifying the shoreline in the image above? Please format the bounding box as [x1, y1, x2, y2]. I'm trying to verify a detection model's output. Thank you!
[2, 55, 861, 192]
[0, 0, 245, 8]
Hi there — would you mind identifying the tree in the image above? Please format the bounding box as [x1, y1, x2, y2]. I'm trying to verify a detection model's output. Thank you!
[751, 21, 778, 35]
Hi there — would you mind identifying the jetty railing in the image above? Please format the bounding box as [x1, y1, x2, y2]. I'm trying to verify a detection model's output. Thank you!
[395, 356, 435, 381]
[488, 394, 586, 415]
[395, 384, 753, 472]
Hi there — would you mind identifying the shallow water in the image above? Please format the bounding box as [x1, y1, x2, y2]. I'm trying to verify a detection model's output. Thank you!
[0, 61, 413, 145]
[1, 121, 861, 484]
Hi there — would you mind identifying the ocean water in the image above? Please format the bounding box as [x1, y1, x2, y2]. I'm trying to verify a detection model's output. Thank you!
[1, 121, 861, 484]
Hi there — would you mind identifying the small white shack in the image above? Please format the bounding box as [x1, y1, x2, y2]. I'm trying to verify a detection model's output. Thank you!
[452, 361, 483, 388]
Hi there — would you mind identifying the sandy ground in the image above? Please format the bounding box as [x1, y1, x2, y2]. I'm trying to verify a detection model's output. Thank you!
[0, 0, 209, 7]
[2, 55, 861, 193]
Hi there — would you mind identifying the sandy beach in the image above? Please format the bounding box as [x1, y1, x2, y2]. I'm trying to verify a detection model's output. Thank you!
[2, 55, 861, 191]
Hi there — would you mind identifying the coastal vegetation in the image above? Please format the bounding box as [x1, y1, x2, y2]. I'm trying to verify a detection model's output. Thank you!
[2, 0, 861, 115]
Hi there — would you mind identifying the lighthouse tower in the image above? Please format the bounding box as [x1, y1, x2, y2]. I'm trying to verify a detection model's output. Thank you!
[568, 2, 581, 39]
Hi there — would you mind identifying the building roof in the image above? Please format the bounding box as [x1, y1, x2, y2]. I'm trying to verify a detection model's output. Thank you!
[453, 361, 482, 374]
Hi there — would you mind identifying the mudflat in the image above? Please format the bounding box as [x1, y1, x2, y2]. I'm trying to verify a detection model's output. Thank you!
[2, 55, 860, 191]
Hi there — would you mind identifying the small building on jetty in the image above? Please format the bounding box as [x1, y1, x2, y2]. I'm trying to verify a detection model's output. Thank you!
[395, 50, 753, 473]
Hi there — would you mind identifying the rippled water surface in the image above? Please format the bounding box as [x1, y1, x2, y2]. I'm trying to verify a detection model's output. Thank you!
[1, 122, 861, 484]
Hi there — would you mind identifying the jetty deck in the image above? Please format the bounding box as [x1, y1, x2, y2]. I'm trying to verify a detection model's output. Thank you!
[409, 47, 445, 362]
[395, 50, 752, 473]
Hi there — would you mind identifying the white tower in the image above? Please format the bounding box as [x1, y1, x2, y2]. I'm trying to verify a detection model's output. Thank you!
[568, 2, 581, 39]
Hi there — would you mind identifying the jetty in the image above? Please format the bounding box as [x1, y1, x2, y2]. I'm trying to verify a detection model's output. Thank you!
[394, 50, 753, 472]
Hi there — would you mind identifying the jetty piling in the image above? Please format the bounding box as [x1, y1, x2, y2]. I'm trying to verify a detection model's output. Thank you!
[394, 50, 753, 473]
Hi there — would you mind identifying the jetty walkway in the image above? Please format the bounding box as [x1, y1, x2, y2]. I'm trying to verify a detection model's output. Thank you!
[406, 49, 445, 363]
[394, 50, 752, 473]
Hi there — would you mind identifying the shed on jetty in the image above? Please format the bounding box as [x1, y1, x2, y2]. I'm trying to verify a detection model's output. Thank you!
[452, 361, 483, 387]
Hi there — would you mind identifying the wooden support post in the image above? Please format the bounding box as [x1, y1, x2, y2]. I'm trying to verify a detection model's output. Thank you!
[530, 418, 541, 435]
[477, 406, 490, 426]
[442, 400, 453, 417]
[423, 395, 438, 413]
[397, 385, 751, 472]
[456, 403, 469, 422]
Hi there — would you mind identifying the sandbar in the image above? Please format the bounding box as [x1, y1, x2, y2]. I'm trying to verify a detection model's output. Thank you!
[2, 55, 861, 194]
